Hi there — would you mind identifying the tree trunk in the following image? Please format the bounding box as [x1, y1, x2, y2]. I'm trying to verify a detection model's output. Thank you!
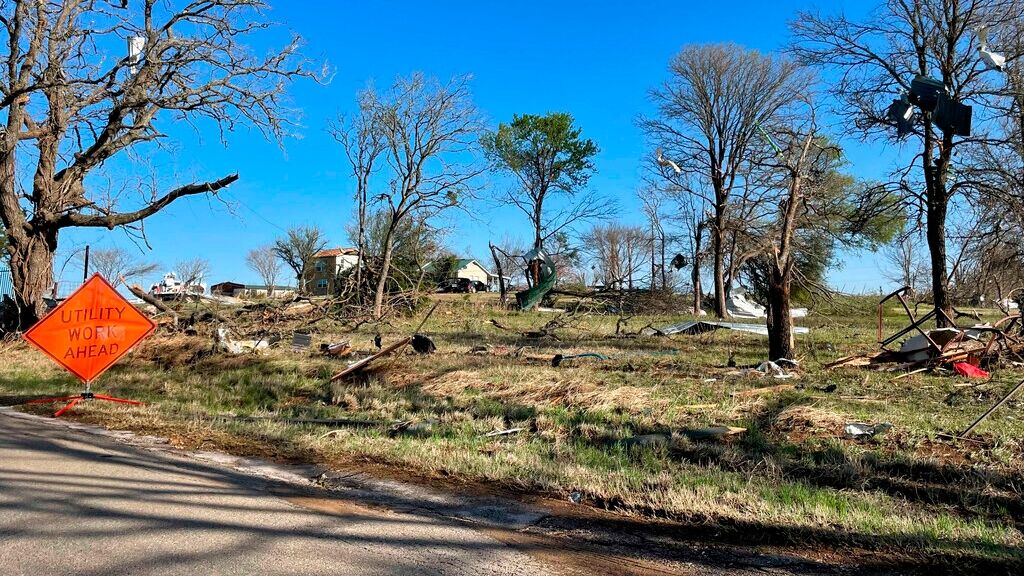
[926, 197, 951, 326]
[533, 207, 543, 251]
[766, 263, 794, 361]
[691, 223, 704, 315]
[372, 228, 397, 320]
[6, 229, 58, 328]
[712, 214, 727, 318]
[659, 230, 667, 290]
[923, 139, 952, 328]
[355, 187, 367, 301]
[489, 243, 507, 307]
[691, 254, 702, 315]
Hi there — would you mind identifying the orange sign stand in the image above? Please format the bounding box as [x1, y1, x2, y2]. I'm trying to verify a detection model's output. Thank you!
[23, 274, 156, 416]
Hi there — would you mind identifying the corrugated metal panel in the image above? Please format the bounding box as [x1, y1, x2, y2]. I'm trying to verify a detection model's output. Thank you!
[0, 267, 12, 299]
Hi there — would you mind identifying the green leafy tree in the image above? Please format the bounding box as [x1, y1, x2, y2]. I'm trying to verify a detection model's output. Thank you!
[483, 113, 607, 250]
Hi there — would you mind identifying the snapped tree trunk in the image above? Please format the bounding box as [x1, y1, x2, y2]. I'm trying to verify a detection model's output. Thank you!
[766, 264, 794, 361]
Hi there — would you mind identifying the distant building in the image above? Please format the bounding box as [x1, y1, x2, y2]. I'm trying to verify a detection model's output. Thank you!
[210, 281, 244, 297]
[210, 281, 296, 298]
[424, 258, 492, 285]
[305, 248, 359, 296]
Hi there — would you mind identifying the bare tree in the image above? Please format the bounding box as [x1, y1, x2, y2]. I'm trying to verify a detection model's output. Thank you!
[882, 230, 931, 294]
[329, 90, 386, 298]
[246, 246, 282, 297]
[0, 1, 315, 327]
[273, 225, 328, 294]
[81, 247, 159, 287]
[638, 187, 674, 290]
[174, 258, 209, 291]
[642, 44, 809, 318]
[584, 223, 649, 290]
[357, 73, 484, 319]
[791, 0, 1024, 325]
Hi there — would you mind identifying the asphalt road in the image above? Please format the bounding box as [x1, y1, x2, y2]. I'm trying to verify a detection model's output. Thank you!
[0, 410, 552, 576]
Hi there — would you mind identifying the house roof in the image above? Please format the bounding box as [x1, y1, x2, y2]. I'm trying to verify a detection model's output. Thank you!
[314, 247, 358, 258]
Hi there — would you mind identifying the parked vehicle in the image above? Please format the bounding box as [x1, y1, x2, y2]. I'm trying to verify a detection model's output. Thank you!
[437, 278, 490, 293]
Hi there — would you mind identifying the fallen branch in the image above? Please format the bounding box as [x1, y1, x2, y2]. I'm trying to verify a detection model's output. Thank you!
[127, 283, 178, 325]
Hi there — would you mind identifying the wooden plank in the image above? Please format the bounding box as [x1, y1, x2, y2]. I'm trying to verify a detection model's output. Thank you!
[329, 336, 412, 382]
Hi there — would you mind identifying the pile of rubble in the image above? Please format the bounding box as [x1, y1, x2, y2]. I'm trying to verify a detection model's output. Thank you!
[827, 287, 1024, 375]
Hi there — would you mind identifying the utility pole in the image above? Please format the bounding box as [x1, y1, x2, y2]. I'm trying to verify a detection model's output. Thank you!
[82, 245, 90, 283]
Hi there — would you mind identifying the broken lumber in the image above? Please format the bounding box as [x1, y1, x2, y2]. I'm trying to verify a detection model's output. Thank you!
[329, 336, 412, 382]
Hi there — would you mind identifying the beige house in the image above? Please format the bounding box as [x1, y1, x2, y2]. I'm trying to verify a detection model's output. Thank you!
[425, 258, 491, 285]
[305, 248, 359, 295]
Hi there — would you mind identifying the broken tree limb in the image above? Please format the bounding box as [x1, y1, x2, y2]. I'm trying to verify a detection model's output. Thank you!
[329, 336, 412, 382]
[328, 303, 441, 382]
[127, 282, 178, 324]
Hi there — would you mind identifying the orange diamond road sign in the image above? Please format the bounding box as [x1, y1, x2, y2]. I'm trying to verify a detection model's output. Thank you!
[24, 274, 156, 384]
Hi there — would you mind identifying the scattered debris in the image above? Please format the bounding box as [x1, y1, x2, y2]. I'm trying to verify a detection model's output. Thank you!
[829, 287, 1024, 377]
[727, 290, 807, 319]
[411, 334, 436, 354]
[953, 362, 989, 379]
[328, 304, 439, 382]
[516, 248, 557, 311]
[678, 426, 746, 441]
[282, 301, 315, 317]
[291, 331, 312, 350]
[844, 422, 892, 440]
[216, 326, 269, 354]
[958, 377, 1024, 437]
[621, 433, 671, 450]
[390, 420, 433, 438]
[551, 352, 608, 367]
[648, 320, 810, 337]
[330, 336, 412, 381]
[568, 490, 582, 504]
[322, 341, 353, 357]
[483, 427, 524, 437]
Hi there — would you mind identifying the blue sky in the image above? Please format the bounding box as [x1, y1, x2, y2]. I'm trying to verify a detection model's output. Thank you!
[60, 0, 898, 293]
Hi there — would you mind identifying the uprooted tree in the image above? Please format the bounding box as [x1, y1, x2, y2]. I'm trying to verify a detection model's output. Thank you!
[0, 0, 313, 329]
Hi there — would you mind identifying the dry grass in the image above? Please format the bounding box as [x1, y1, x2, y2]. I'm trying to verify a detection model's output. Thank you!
[3, 293, 1024, 568]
